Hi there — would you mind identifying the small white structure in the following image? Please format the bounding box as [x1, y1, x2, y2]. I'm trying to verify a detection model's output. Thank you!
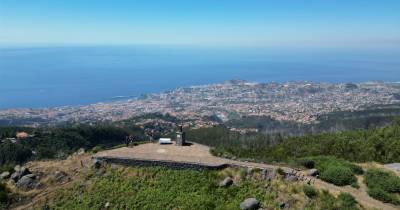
[159, 138, 172, 144]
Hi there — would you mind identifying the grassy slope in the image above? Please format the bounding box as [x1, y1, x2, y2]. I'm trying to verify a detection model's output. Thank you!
[29, 165, 363, 210]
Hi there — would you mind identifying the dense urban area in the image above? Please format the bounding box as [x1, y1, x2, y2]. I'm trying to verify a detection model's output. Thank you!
[1, 81, 400, 127]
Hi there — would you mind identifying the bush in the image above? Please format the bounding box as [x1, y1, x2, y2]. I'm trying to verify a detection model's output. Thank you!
[303, 185, 317, 198]
[350, 182, 360, 189]
[320, 166, 356, 186]
[0, 191, 7, 204]
[0, 163, 15, 174]
[367, 187, 400, 205]
[319, 190, 337, 210]
[276, 168, 285, 176]
[0, 141, 32, 165]
[337, 192, 358, 210]
[364, 169, 400, 193]
[364, 169, 400, 205]
[303, 156, 360, 174]
[349, 164, 364, 175]
[91, 146, 104, 153]
[298, 159, 315, 169]
[0, 182, 8, 203]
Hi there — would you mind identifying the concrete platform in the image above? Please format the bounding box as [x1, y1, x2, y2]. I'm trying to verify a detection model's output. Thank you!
[93, 142, 230, 169]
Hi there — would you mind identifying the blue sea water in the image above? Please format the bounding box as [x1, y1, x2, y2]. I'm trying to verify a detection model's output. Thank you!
[0, 46, 399, 109]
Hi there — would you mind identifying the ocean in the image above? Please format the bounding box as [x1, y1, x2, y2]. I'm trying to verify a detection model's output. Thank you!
[0, 45, 399, 109]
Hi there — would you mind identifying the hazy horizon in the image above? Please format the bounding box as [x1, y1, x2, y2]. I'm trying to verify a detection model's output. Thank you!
[1, 1, 399, 109]
[1, 0, 399, 49]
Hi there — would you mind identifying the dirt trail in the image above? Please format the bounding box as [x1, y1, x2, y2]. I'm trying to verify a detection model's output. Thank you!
[228, 160, 399, 210]
[312, 178, 398, 210]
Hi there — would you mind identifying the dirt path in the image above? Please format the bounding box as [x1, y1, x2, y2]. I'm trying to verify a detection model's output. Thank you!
[312, 178, 398, 210]
[228, 160, 399, 210]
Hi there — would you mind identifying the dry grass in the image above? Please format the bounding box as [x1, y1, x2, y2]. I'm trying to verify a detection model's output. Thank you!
[8, 152, 94, 210]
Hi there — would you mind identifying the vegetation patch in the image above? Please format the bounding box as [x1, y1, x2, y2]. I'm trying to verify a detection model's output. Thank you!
[297, 159, 315, 169]
[320, 166, 356, 186]
[0, 125, 133, 165]
[303, 185, 317, 198]
[337, 192, 358, 210]
[298, 156, 362, 186]
[316, 190, 359, 210]
[46, 167, 267, 210]
[0, 182, 10, 208]
[34, 166, 362, 210]
[364, 168, 400, 206]
[188, 120, 400, 164]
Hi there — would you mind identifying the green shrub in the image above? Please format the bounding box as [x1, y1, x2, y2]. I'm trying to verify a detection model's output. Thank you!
[0, 163, 15, 174]
[303, 185, 317, 198]
[0, 182, 8, 203]
[365, 169, 400, 193]
[367, 187, 400, 205]
[350, 182, 360, 189]
[0, 191, 7, 204]
[302, 156, 360, 186]
[0, 183, 5, 192]
[303, 156, 360, 174]
[276, 167, 285, 176]
[364, 169, 400, 205]
[319, 190, 337, 210]
[349, 164, 364, 175]
[320, 166, 356, 186]
[298, 159, 315, 169]
[91, 146, 104, 153]
[337, 192, 358, 210]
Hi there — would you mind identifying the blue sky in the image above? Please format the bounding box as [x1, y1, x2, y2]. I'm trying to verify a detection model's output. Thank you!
[0, 0, 399, 48]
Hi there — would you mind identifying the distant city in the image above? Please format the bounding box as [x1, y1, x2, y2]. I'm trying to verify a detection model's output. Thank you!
[1, 80, 399, 127]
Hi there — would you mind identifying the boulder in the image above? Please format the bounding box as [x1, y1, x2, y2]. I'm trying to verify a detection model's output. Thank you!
[284, 175, 298, 182]
[24, 174, 36, 179]
[11, 170, 26, 182]
[11, 171, 21, 182]
[0, 171, 10, 180]
[307, 169, 319, 177]
[240, 198, 260, 210]
[219, 177, 233, 187]
[16, 175, 36, 190]
[10, 166, 31, 182]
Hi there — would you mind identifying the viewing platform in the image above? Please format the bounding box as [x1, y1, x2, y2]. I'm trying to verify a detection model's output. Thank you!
[93, 142, 230, 170]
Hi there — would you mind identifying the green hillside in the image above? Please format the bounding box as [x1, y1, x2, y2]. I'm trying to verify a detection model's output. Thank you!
[35, 166, 361, 210]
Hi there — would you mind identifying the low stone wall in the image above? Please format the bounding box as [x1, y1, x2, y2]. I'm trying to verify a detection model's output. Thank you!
[94, 156, 229, 171]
